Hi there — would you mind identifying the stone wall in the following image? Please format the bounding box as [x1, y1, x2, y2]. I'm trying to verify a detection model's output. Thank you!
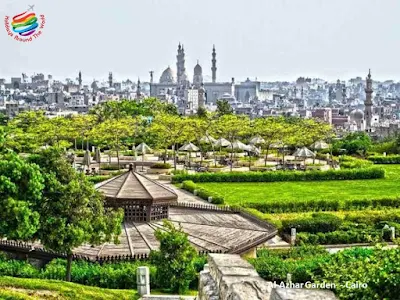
[198, 254, 337, 300]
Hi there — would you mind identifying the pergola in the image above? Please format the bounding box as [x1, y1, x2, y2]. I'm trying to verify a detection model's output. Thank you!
[95, 165, 178, 222]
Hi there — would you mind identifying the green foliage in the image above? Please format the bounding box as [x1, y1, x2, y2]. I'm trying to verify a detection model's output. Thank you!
[281, 213, 342, 234]
[368, 155, 400, 164]
[0, 151, 43, 240]
[150, 220, 198, 294]
[312, 247, 400, 299]
[340, 156, 373, 169]
[182, 181, 224, 204]
[333, 132, 372, 156]
[0, 276, 137, 299]
[216, 99, 233, 116]
[151, 163, 172, 169]
[172, 167, 385, 183]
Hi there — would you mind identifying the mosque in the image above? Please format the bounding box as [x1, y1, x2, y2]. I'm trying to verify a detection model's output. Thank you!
[149, 44, 267, 114]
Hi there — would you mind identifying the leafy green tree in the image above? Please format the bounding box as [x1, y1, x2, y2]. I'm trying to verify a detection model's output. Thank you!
[333, 132, 372, 156]
[0, 151, 43, 240]
[216, 99, 233, 116]
[28, 148, 123, 281]
[196, 106, 208, 118]
[0, 113, 9, 126]
[150, 220, 197, 294]
[254, 117, 282, 166]
[216, 115, 250, 171]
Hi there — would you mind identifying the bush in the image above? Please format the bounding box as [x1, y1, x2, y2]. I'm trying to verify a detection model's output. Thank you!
[151, 163, 172, 169]
[171, 167, 385, 183]
[100, 164, 121, 171]
[282, 213, 342, 234]
[181, 181, 224, 204]
[244, 199, 340, 214]
[340, 156, 373, 169]
[296, 229, 383, 245]
[368, 155, 400, 164]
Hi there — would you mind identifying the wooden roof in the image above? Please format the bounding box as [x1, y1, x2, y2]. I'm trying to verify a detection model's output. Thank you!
[95, 170, 178, 203]
[72, 206, 277, 258]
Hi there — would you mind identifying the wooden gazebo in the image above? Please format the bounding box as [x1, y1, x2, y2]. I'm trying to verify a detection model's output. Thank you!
[95, 165, 178, 222]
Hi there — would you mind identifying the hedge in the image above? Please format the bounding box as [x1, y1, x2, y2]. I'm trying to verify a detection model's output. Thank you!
[181, 181, 224, 204]
[243, 197, 400, 214]
[282, 213, 342, 234]
[296, 229, 386, 245]
[151, 163, 172, 169]
[172, 167, 385, 183]
[368, 155, 400, 164]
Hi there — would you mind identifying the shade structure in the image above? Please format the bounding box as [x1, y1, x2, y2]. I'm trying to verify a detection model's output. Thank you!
[293, 147, 316, 158]
[310, 140, 329, 150]
[95, 169, 177, 205]
[135, 142, 152, 154]
[179, 142, 200, 152]
[82, 150, 91, 167]
[214, 137, 230, 147]
[95, 148, 101, 162]
[199, 135, 217, 144]
[270, 142, 286, 149]
[230, 140, 248, 151]
[249, 136, 265, 145]
[244, 144, 261, 155]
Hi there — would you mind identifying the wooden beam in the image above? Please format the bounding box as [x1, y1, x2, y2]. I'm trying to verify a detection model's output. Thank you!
[124, 222, 135, 256]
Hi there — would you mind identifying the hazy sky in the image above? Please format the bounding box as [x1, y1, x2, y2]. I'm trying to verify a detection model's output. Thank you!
[1, 0, 400, 83]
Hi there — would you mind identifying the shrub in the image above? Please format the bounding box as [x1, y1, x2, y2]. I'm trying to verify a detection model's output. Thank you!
[181, 181, 225, 204]
[282, 213, 342, 234]
[340, 156, 373, 169]
[368, 155, 400, 164]
[171, 167, 385, 183]
[151, 163, 172, 169]
[100, 164, 121, 171]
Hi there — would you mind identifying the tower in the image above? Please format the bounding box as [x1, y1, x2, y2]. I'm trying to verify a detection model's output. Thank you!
[198, 83, 206, 108]
[136, 78, 141, 100]
[335, 79, 343, 102]
[108, 72, 113, 88]
[176, 43, 187, 85]
[211, 45, 217, 83]
[193, 60, 203, 88]
[364, 69, 373, 132]
[78, 71, 82, 89]
[301, 86, 304, 99]
[293, 86, 297, 99]
[342, 85, 346, 104]
[149, 71, 154, 84]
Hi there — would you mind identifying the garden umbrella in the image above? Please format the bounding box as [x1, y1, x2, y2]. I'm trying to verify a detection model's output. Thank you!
[83, 150, 91, 171]
[249, 136, 265, 145]
[310, 140, 329, 150]
[214, 137, 230, 147]
[135, 142, 152, 171]
[230, 140, 248, 151]
[179, 142, 200, 167]
[293, 147, 315, 158]
[199, 134, 217, 144]
[179, 142, 200, 152]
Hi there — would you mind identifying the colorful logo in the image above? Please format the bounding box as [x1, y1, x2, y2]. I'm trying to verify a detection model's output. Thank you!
[4, 5, 46, 42]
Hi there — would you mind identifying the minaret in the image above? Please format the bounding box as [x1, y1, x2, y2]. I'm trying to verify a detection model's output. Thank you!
[342, 85, 347, 103]
[211, 45, 217, 83]
[301, 86, 304, 99]
[364, 69, 373, 132]
[149, 71, 154, 84]
[78, 71, 82, 89]
[108, 72, 113, 88]
[136, 78, 141, 100]
[176, 43, 183, 85]
[198, 83, 206, 108]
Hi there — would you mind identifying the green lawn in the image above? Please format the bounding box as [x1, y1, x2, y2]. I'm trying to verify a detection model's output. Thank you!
[197, 165, 400, 205]
[0, 276, 138, 300]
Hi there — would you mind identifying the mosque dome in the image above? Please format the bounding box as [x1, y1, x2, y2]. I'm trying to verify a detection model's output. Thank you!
[350, 109, 364, 121]
[159, 67, 176, 84]
[194, 62, 202, 75]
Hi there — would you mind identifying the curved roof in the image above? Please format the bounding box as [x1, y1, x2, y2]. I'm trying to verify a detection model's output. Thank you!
[194, 63, 202, 75]
[350, 109, 364, 121]
[159, 67, 176, 84]
[95, 170, 178, 204]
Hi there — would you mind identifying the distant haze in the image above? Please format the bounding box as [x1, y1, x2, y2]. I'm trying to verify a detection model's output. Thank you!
[1, 0, 399, 83]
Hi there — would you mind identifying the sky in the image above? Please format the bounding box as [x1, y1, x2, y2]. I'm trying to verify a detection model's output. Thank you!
[1, 0, 400, 83]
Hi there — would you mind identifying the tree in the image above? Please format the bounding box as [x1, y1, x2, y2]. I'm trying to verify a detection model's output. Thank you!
[215, 115, 250, 171]
[254, 118, 282, 166]
[28, 148, 123, 281]
[333, 132, 372, 156]
[150, 220, 197, 294]
[0, 151, 43, 240]
[0, 113, 9, 126]
[216, 99, 233, 116]
[196, 106, 208, 118]
[150, 114, 187, 169]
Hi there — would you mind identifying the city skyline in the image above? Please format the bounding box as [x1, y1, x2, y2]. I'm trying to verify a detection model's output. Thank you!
[1, 0, 400, 81]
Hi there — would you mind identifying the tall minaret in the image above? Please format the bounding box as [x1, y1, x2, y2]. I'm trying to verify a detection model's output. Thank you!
[364, 69, 373, 132]
[211, 45, 217, 83]
[176, 43, 183, 85]
[136, 78, 141, 100]
[78, 71, 82, 89]
[149, 71, 154, 84]
[342, 85, 347, 104]
[108, 72, 113, 88]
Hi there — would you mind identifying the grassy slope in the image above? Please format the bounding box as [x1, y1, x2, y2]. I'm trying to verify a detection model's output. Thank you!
[197, 165, 400, 204]
[0, 276, 138, 300]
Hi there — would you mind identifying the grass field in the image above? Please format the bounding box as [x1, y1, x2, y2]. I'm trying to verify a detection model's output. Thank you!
[0, 277, 138, 300]
[197, 165, 400, 205]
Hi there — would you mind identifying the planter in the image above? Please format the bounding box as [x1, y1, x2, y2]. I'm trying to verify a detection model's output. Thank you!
[146, 168, 171, 174]
[158, 174, 173, 181]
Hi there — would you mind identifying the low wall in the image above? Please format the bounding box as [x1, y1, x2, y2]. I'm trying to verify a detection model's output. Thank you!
[198, 253, 338, 300]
